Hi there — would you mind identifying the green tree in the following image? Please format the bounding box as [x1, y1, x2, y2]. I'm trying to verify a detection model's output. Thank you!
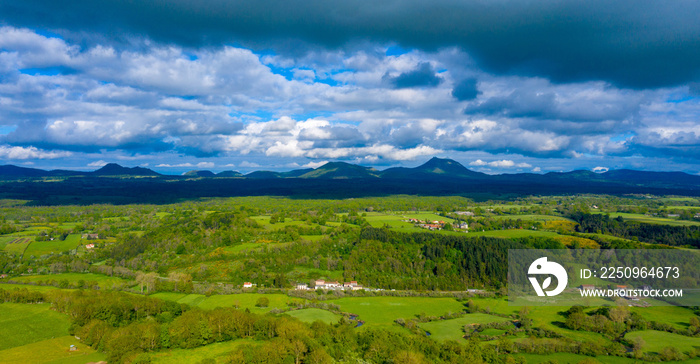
[255, 297, 269, 308]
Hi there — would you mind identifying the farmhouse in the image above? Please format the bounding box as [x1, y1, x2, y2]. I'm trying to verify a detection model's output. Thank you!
[243, 282, 254, 288]
[455, 211, 475, 216]
[81, 233, 99, 240]
[0, 274, 7, 279]
[85, 244, 95, 250]
[296, 283, 309, 290]
[580, 284, 596, 291]
[313, 279, 365, 290]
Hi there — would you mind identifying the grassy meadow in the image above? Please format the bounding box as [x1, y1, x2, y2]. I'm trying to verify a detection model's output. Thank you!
[284, 308, 343, 324]
[0, 303, 72, 351]
[420, 313, 513, 341]
[332, 296, 465, 331]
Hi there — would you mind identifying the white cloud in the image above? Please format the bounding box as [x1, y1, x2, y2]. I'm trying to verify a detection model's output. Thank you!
[0, 145, 72, 160]
[301, 160, 328, 169]
[239, 161, 261, 168]
[88, 160, 108, 167]
[156, 163, 194, 168]
[592, 166, 609, 173]
[489, 160, 515, 168]
[196, 162, 215, 168]
[469, 159, 488, 166]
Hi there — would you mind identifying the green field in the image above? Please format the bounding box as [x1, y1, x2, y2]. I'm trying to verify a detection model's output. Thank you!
[630, 306, 698, 331]
[518, 352, 639, 364]
[0, 283, 60, 292]
[465, 297, 615, 345]
[24, 234, 82, 256]
[224, 241, 291, 253]
[284, 308, 342, 324]
[151, 292, 304, 313]
[419, 313, 512, 342]
[591, 211, 700, 226]
[149, 339, 255, 364]
[624, 330, 700, 355]
[0, 235, 15, 250]
[332, 296, 465, 330]
[10, 273, 129, 289]
[0, 303, 72, 351]
[492, 214, 573, 222]
[465, 229, 561, 238]
[2, 237, 32, 255]
[363, 212, 456, 230]
[0, 336, 102, 364]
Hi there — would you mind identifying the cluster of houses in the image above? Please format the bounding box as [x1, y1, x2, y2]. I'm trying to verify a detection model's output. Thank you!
[404, 218, 468, 231]
[240, 279, 364, 291]
[454, 211, 475, 216]
[296, 279, 364, 291]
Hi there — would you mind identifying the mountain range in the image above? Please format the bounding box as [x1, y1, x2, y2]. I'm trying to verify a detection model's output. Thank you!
[0, 158, 699, 204]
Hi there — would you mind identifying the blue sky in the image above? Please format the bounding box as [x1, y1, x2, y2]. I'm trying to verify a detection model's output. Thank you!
[0, 1, 700, 175]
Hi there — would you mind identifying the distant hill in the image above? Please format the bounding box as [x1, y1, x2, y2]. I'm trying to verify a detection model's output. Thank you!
[1, 159, 699, 205]
[298, 162, 379, 179]
[216, 170, 243, 177]
[92, 163, 161, 176]
[184, 170, 216, 177]
[381, 157, 484, 179]
[246, 171, 282, 179]
[0, 165, 82, 178]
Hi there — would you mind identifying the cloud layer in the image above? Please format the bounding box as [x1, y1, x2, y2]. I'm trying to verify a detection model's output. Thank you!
[0, 15, 698, 174]
[2, 0, 700, 88]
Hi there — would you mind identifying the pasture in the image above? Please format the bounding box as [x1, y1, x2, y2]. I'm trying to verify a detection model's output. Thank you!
[590, 211, 700, 226]
[332, 296, 465, 330]
[2, 237, 32, 256]
[151, 292, 304, 313]
[517, 352, 638, 363]
[624, 330, 700, 355]
[225, 241, 291, 254]
[284, 308, 342, 324]
[419, 313, 512, 342]
[0, 283, 60, 292]
[0, 303, 71, 351]
[0, 336, 102, 364]
[149, 339, 255, 364]
[10, 273, 130, 289]
[630, 306, 698, 331]
[24, 234, 82, 256]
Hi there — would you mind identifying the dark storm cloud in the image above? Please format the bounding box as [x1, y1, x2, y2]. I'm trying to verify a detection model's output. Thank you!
[384, 62, 441, 89]
[2, 0, 700, 88]
[452, 78, 479, 101]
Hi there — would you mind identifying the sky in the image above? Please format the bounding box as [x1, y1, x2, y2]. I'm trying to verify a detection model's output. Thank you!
[0, 0, 700, 175]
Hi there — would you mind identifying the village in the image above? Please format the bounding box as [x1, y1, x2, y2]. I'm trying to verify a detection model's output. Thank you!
[404, 218, 469, 232]
[242, 279, 367, 291]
